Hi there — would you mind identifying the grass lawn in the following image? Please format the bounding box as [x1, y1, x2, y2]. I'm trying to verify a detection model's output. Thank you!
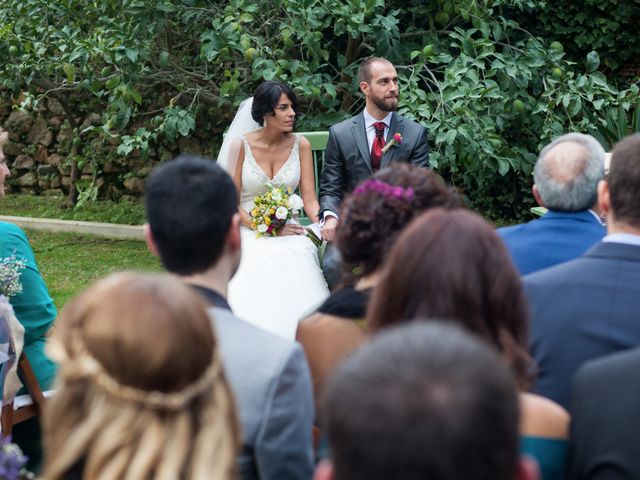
[26, 229, 162, 309]
[2, 194, 146, 225]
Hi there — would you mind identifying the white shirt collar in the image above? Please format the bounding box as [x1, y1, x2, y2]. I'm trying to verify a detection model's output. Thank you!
[602, 233, 640, 246]
[363, 109, 393, 129]
[587, 209, 606, 226]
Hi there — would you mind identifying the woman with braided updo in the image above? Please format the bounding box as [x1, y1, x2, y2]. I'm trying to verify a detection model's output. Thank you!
[41, 272, 239, 480]
[296, 163, 460, 423]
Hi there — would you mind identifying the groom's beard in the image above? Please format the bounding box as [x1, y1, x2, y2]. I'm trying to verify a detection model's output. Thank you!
[372, 94, 399, 113]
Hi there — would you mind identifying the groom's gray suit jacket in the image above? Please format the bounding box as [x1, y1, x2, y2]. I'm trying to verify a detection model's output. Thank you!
[319, 111, 430, 215]
[210, 306, 314, 480]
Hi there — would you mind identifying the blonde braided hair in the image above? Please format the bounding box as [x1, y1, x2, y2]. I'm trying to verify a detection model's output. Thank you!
[41, 272, 239, 480]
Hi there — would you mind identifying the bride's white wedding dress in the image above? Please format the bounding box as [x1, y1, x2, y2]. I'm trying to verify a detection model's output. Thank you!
[227, 134, 329, 340]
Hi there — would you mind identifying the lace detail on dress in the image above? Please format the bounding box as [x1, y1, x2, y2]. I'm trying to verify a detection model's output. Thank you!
[239, 135, 301, 212]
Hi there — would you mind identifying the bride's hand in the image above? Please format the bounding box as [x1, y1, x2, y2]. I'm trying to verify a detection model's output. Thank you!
[277, 224, 306, 236]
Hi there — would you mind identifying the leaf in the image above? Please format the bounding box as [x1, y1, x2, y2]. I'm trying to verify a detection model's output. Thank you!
[443, 129, 457, 145]
[164, 116, 177, 141]
[497, 157, 510, 175]
[586, 51, 600, 73]
[62, 63, 76, 83]
[125, 48, 139, 63]
[114, 107, 131, 130]
[325, 83, 337, 99]
[568, 97, 582, 117]
[177, 118, 194, 137]
[128, 88, 142, 105]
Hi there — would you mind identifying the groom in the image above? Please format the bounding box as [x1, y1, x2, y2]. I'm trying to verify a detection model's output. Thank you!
[319, 57, 430, 282]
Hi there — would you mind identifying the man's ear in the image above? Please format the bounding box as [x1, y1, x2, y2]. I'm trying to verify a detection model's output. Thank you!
[359, 80, 370, 97]
[227, 214, 242, 253]
[532, 185, 545, 207]
[597, 179, 610, 215]
[144, 224, 159, 257]
[516, 456, 540, 480]
[313, 460, 334, 480]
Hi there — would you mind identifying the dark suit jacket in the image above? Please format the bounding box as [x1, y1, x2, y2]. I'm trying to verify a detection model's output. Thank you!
[319, 111, 430, 215]
[569, 347, 640, 480]
[498, 210, 605, 275]
[524, 241, 640, 409]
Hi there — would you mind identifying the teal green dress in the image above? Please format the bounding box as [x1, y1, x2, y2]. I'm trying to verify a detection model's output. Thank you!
[521, 436, 568, 480]
[0, 222, 58, 391]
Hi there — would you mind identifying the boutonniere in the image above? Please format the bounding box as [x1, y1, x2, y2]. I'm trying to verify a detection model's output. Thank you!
[381, 133, 403, 154]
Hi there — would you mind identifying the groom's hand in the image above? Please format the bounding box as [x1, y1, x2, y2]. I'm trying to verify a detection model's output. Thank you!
[321, 216, 339, 242]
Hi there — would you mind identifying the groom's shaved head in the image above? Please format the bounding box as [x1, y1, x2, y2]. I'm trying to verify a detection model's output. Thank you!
[358, 57, 393, 84]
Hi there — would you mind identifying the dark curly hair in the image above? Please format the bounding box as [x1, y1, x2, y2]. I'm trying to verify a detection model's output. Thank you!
[251, 80, 298, 126]
[336, 163, 460, 283]
[366, 208, 532, 389]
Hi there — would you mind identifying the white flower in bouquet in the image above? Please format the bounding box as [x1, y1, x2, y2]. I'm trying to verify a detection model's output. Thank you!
[257, 223, 268, 233]
[271, 188, 283, 202]
[275, 206, 289, 220]
[288, 193, 304, 213]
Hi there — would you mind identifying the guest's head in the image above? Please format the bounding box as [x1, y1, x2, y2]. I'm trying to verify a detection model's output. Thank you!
[42, 272, 238, 480]
[337, 163, 459, 283]
[0, 127, 10, 197]
[251, 80, 298, 128]
[358, 57, 399, 114]
[144, 155, 240, 279]
[533, 133, 605, 211]
[316, 322, 526, 480]
[599, 133, 640, 232]
[367, 208, 531, 387]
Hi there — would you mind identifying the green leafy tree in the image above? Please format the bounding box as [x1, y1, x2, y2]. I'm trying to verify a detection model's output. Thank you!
[0, 0, 637, 218]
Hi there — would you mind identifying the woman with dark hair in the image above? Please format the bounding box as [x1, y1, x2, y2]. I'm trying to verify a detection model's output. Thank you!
[296, 163, 460, 418]
[367, 208, 569, 480]
[216, 81, 328, 339]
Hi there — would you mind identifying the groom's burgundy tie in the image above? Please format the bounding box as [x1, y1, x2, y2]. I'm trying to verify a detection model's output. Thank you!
[371, 121, 386, 171]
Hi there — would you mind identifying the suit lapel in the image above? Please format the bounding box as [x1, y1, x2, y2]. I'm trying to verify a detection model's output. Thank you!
[381, 112, 405, 168]
[351, 112, 373, 174]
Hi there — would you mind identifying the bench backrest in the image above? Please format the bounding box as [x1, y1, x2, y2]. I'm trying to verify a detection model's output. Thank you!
[299, 131, 329, 195]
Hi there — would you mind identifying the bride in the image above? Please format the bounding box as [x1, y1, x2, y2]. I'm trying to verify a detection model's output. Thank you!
[217, 81, 329, 340]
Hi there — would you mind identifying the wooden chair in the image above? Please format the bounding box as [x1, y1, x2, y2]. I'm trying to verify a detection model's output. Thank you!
[1, 353, 46, 435]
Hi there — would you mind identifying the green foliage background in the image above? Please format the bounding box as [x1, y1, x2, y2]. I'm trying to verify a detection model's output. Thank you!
[1, 0, 639, 220]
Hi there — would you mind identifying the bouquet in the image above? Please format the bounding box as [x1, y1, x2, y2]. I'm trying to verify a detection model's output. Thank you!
[249, 185, 322, 246]
[0, 257, 26, 300]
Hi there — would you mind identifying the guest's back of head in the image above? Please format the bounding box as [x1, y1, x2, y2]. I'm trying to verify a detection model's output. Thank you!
[144, 155, 238, 275]
[336, 163, 459, 280]
[42, 272, 238, 480]
[534, 133, 604, 211]
[367, 208, 530, 387]
[607, 133, 640, 229]
[321, 322, 520, 480]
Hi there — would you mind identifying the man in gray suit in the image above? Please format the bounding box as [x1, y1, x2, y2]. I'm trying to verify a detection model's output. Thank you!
[525, 133, 640, 409]
[144, 156, 314, 480]
[319, 57, 430, 285]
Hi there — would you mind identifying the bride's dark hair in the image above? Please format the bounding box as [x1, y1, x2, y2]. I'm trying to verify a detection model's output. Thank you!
[251, 80, 298, 126]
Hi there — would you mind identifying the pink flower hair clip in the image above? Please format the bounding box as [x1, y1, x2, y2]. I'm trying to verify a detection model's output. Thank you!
[353, 179, 414, 200]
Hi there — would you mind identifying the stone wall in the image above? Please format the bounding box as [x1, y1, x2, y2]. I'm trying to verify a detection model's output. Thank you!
[0, 94, 220, 199]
